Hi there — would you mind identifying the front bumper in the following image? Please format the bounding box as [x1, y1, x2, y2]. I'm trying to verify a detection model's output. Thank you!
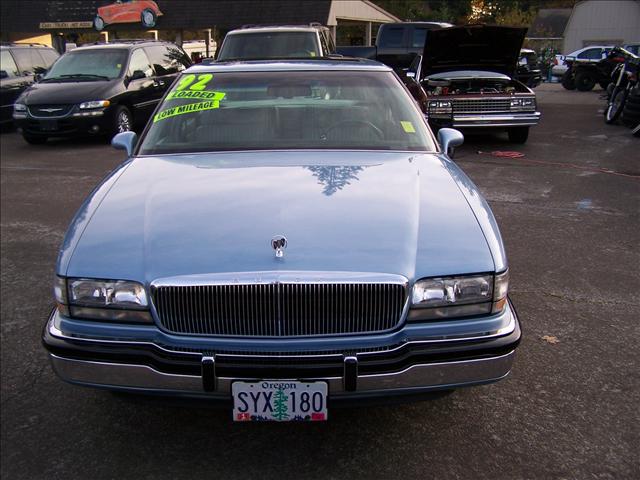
[430, 112, 541, 129]
[43, 301, 521, 401]
[13, 108, 113, 137]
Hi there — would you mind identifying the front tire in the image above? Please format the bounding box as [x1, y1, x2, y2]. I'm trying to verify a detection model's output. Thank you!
[575, 72, 596, 91]
[507, 127, 529, 143]
[508, 127, 529, 144]
[141, 8, 157, 28]
[605, 87, 628, 124]
[561, 72, 576, 90]
[93, 16, 105, 31]
[22, 134, 47, 145]
[113, 105, 133, 136]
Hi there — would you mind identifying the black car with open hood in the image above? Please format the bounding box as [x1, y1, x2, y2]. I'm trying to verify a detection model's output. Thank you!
[405, 24, 541, 144]
[420, 25, 527, 79]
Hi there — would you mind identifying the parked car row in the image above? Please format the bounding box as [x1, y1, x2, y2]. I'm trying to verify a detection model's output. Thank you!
[215, 23, 541, 144]
[10, 40, 191, 144]
[32, 23, 522, 421]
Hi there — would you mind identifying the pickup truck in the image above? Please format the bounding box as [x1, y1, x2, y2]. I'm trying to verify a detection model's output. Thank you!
[337, 22, 453, 72]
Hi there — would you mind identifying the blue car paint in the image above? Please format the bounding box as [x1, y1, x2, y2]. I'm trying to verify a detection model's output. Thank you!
[58, 151, 500, 285]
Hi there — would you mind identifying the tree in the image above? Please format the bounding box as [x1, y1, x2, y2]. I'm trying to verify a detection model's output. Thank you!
[273, 388, 289, 421]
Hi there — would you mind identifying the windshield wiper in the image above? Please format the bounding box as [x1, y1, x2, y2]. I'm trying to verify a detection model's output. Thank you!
[42, 74, 110, 82]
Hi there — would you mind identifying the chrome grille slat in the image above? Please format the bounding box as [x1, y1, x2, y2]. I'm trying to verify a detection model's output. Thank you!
[27, 104, 74, 118]
[452, 98, 511, 114]
[153, 282, 406, 337]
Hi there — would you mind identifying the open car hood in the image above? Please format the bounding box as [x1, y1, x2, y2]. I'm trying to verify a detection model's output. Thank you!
[421, 25, 527, 78]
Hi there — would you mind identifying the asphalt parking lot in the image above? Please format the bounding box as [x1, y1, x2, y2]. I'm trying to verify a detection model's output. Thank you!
[1, 83, 639, 480]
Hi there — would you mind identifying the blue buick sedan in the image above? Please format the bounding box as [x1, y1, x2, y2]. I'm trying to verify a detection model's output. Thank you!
[44, 59, 520, 421]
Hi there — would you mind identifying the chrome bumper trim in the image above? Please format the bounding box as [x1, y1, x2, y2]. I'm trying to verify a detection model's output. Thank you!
[49, 350, 515, 396]
[47, 303, 517, 354]
[452, 112, 541, 127]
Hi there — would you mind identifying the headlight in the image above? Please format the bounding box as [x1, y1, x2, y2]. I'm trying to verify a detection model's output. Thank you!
[510, 97, 536, 111]
[428, 100, 452, 117]
[55, 277, 152, 323]
[13, 103, 27, 118]
[409, 271, 508, 321]
[79, 100, 110, 109]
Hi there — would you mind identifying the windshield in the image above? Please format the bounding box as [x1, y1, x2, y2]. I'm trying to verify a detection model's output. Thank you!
[138, 70, 435, 155]
[43, 49, 128, 81]
[218, 32, 321, 60]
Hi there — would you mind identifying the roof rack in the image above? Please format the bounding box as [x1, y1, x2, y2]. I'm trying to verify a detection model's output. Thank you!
[0, 42, 50, 47]
[86, 38, 168, 46]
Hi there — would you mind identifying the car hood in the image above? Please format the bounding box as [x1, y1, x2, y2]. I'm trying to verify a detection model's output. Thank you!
[421, 25, 527, 78]
[61, 151, 495, 284]
[18, 79, 121, 105]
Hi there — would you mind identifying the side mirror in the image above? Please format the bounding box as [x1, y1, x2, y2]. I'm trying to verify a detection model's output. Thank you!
[129, 70, 146, 81]
[0, 70, 8, 79]
[437, 128, 464, 159]
[111, 131, 137, 157]
[34, 73, 43, 82]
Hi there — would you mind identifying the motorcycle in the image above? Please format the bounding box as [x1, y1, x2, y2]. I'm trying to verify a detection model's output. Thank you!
[604, 48, 639, 124]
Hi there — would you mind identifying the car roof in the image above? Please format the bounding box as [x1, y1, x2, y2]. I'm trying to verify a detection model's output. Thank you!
[189, 59, 391, 73]
[227, 26, 325, 34]
[381, 21, 454, 28]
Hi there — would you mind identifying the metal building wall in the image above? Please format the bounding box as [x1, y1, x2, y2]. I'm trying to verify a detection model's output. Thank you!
[563, 0, 640, 53]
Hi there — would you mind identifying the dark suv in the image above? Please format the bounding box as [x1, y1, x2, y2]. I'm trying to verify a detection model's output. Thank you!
[1, 43, 59, 127]
[12, 40, 191, 144]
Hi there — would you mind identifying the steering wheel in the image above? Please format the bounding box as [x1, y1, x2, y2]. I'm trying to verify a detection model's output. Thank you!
[324, 120, 385, 140]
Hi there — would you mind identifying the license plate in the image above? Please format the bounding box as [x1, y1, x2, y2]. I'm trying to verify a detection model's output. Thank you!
[232, 380, 328, 422]
[40, 120, 58, 131]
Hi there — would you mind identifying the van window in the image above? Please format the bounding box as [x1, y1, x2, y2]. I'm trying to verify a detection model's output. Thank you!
[144, 45, 189, 75]
[128, 49, 154, 78]
[1, 50, 20, 77]
[10, 48, 46, 74]
[43, 49, 127, 81]
[379, 27, 405, 48]
[412, 28, 427, 48]
[39, 49, 60, 67]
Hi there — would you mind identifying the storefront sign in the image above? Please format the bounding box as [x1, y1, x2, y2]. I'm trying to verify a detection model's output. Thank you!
[39, 21, 93, 29]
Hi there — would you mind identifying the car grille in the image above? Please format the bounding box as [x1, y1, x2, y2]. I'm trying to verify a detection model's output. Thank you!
[28, 104, 74, 118]
[152, 283, 407, 337]
[452, 98, 511, 114]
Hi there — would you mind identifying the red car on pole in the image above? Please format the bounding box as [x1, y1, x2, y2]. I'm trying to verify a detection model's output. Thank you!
[94, 0, 163, 31]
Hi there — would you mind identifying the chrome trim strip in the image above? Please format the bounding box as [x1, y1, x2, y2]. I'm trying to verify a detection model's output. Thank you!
[150, 271, 409, 287]
[452, 112, 541, 127]
[47, 306, 517, 356]
[49, 351, 515, 394]
[27, 107, 74, 119]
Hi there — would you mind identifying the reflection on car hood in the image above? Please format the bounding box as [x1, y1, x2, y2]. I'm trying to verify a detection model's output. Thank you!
[61, 151, 495, 283]
[422, 25, 527, 78]
[18, 79, 120, 105]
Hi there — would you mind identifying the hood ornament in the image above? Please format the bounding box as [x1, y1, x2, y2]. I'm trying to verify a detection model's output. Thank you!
[271, 235, 287, 258]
